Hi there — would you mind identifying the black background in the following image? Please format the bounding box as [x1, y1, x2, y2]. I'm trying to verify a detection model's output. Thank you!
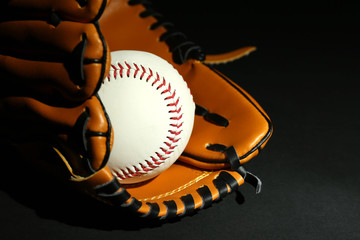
[1, 0, 360, 239]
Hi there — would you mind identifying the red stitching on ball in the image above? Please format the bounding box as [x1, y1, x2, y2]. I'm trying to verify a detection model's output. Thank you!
[170, 113, 183, 121]
[165, 91, 176, 101]
[155, 152, 167, 161]
[126, 168, 134, 175]
[118, 63, 124, 77]
[167, 136, 180, 143]
[164, 142, 177, 149]
[157, 77, 166, 90]
[169, 130, 182, 136]
[113, 169, 125, 180]
[160, 147, 173, 155]
[170, 122, 183, 128]
[146, 160, 156, 168]
[140, 163, 151, 172]
[146, 68, 153, 82]
[111, 64, 117, 78]
[150, 158, 162, 167]
[169, 106, 182, 114]
[134, 167, 142, 176]
[161, 83, 171, 94]
[140, 65, 146, 79]
[109, 61, 186, 181]
[124, 61, 131, 77]
[133, 63, 140, 78]
[152, 73, 160, 86]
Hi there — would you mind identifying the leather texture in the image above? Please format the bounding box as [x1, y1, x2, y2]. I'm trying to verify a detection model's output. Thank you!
[0, 0, 112, 178]
[0, 0, 273, 219]
[0, 0, 110, 102]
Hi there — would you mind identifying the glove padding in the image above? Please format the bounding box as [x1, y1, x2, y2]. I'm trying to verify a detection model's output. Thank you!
[0, 0, 112, 178]
[0, 0, 110, 102]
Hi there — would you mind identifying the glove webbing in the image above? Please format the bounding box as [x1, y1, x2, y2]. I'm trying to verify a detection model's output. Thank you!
[92, 169, 247, 220]
[128, 0, 205, 64]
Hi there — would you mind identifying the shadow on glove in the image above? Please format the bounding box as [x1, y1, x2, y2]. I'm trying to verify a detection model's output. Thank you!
[0, 141, 248, 229]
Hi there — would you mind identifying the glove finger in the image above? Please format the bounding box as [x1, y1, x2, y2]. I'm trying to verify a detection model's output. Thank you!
[0, 20, 110, 102]
[0, 94, 113, 176]
[0, 56, 108, 102]
[0, 21, 106, 60]
[1, 0, 109, 22]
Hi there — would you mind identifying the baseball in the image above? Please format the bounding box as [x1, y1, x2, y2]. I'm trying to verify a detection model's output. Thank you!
[98, 50, 195, 184]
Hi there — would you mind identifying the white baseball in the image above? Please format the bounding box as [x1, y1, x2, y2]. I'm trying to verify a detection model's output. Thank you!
[98, 50, 195, 184]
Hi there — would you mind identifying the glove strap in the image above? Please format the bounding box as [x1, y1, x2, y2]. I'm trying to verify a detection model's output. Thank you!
[195, 105, 229, 127]
[225, 146, 262, 194]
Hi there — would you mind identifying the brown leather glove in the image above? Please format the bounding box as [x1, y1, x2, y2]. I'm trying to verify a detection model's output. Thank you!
[0, 0, 273, 220]
[0, 0, 113, 181]
[95, 0, 273, 218]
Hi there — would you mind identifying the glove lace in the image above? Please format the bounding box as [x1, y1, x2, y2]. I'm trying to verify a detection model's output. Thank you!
[128, 0, 205, 64]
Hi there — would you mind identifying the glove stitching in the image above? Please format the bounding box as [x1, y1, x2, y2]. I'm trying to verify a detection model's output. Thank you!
[105, 61, 184, 181]
[137, 171, 211, 201]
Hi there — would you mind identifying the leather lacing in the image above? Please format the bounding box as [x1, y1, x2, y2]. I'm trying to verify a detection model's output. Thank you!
[91, 1, 263, 219]
[128, 0, 206, 64]
[94, 165, 260, 219]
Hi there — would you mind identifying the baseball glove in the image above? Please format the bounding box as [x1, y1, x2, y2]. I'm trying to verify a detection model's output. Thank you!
[0, 0, 112, 181]
[0, 0, 273, 220]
